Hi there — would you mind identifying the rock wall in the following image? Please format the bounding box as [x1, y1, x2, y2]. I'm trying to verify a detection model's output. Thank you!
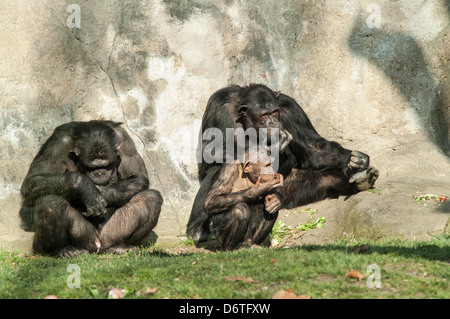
[1, 0, 448, 251]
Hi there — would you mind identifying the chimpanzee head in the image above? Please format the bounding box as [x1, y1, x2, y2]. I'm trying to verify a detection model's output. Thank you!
[71, 121, 122, 186]
[236, 84, 281, 133]
[241, 146, 276, 184]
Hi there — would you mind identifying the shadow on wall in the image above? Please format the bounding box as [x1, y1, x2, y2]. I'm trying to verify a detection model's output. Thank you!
[347, 16, 449, 156]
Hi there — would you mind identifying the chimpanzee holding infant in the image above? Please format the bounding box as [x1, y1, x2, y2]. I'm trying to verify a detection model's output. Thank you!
[188, 84, 378, 250]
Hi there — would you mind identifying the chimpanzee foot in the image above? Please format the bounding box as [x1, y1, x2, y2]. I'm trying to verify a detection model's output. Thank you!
[104, 245, 138, 255]
[192, 230, 210, 245]
[57, 246, 90, 258]
[349, 166, 379, 191]
[347, 151, 370, 172]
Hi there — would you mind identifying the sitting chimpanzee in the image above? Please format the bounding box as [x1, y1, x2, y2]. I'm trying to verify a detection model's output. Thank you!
[19, 120, 163, 257]
[203, 149, 283, 250]
[187, 84, 379, 244]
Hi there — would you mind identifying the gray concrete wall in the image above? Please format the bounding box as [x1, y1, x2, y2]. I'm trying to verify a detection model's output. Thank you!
[1, 0, 449, 252]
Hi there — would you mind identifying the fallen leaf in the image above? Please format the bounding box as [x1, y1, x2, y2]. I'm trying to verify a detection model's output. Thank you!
[225, 275, 258, 283]
[346, 270, 364, 281]
[272, 289, 312, 299]
[143, 287, 159, 295]
[270, 258, 278, 264]
[108, 288, 125, 299]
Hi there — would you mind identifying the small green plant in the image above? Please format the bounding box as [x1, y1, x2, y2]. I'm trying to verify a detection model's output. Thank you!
[296, 216, 326, 231]
[270, 220, 293, 246]
[413, 193, 447, 204]
[271, 209, 326, 247]
[182, 237, 196, 246]
[367, 188, 389, 194]
[295, 208, 326, 231]
[284, 207, 318, 217]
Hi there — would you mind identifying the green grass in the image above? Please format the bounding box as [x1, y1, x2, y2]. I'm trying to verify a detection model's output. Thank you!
[0, 236, 448, 299]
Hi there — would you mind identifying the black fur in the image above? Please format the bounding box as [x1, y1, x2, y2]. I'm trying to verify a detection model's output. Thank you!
[187, 84, 372, 242]
[20, 120, 162, 257]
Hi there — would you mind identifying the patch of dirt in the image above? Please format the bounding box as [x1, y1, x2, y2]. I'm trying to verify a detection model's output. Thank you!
[276, 178, 449, 246]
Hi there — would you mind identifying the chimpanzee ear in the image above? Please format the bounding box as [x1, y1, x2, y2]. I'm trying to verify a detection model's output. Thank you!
[63, 134, 79, 157]
[68, 146, 81, 163]
[60, 134, 80, 157]
[112, 127, 125, 152]
[115, 141, 123, 152]
[242, 161, 252, 173]
[72, 147, 81, 156]
[237, 105, 248, 117]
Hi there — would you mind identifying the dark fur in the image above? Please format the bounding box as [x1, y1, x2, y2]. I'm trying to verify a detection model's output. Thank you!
[203, 161, 279, 251]
[187, 84, 371, 241]
[20, 120, 163, 257]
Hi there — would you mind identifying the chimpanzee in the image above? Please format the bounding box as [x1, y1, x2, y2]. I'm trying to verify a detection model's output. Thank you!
[19, 120, 163, 257]
[203, 149, 283, 250]
[187, 84, 378, 243]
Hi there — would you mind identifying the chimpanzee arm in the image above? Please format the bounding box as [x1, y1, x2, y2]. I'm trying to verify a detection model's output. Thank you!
[308, 140, 351, 170]
[278, 93, 369, 174]
[20, 124, 107, 216]
[274, 168, 358, 210]
[97, 175, 149, 207]
[96, 127, 149, 207]
[22, 172, 107, 217]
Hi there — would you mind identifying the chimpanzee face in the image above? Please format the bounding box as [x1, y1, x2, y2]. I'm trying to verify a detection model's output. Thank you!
[258, 108, 280, 129]
[72, 125, 118, 186]
[239, 86, 281, 132]
[243, 148, 275, 184]
[83, 165, 115, 186]
[244, 160, 274, 184]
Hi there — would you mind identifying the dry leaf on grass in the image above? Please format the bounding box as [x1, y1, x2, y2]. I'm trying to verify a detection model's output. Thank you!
[143, 287, 159, 295]
[108, 288, 125, 299]
[272, 289, 312, 299]
[346, 270, 364, 281]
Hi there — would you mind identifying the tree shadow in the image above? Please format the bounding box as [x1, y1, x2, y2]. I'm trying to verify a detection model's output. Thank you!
[347, 16, 449, 156]
[289, 240, 450, 262]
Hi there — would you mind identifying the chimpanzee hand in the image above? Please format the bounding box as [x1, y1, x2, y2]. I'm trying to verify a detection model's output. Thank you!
[347, 151, 370, 172]
[279, 129, 293, 152]
[82, 192, 107, 217]
[96, 185, 113, 205]
[64, 172, 108, 217]
[264, 194, 281, 214]
[80, 182, 108, 217]
[253, 174, 284, 198]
